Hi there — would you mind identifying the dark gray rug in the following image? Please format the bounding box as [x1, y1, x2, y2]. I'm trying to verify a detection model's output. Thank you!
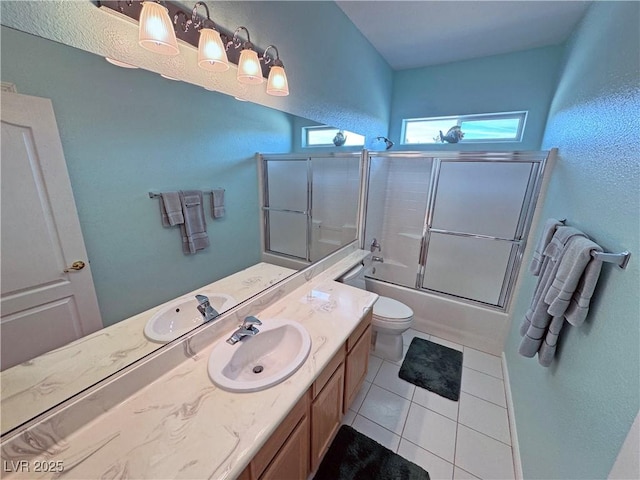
[399, 337, 463, 401]
[314, 425, 430, 480]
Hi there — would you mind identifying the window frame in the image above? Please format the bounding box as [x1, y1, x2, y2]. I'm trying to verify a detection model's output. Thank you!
[302, 125, 365, 148]
[401, 111, 528, 145]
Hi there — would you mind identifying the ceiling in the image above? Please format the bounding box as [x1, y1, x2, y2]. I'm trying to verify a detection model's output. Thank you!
[335, 1, 591, 70]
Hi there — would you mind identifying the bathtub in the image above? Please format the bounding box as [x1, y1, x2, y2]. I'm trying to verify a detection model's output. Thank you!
[365, 263, 509, 355]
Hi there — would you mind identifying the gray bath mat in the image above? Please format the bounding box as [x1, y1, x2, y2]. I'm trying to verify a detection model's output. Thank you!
[399, 338, 463, 401]
[313, 425, 430, 480]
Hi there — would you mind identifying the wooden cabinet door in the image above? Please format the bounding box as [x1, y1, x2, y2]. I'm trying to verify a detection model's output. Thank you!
[236, 466, 251, 480]
[311, 363, 344, 472]
[344, 325, 372, 413]
[251, 391, 309, 479]
[260, 416, 309, 480]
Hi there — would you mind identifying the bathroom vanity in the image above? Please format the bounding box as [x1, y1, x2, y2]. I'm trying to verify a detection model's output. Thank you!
[239, 309, 372, 479]
[1, 250, 376, 479]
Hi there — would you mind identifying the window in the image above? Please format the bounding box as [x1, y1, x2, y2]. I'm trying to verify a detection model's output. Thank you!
[401, 111, 527, 145]
[303, 126, 365, 147]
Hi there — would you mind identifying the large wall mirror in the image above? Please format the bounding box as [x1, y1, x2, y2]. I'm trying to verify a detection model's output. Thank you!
[0, 23, 362, 435]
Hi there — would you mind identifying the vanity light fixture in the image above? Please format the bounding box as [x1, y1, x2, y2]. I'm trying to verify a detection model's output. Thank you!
[99, 1, 290, 95]
[231, 27, 263, 85]
[191, 2, 229, 72]
[138, 1, 180, 56]
[263, 45, 289, 97]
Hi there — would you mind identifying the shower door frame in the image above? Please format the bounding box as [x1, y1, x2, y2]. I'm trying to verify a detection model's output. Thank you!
[260, 152, 364, 263]
[364, 150, 550, 311]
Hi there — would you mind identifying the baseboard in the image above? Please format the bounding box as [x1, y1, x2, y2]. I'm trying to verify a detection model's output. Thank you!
[502, 353, 524, 480]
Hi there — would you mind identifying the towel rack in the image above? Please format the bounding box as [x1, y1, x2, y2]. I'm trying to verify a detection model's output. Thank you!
[590, 250, 631, 269]
[148, 190, 223, 199]
[558, 218, 631, 269]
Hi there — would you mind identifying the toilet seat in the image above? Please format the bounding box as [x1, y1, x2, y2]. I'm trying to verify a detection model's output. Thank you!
[373, 296, 413, 321]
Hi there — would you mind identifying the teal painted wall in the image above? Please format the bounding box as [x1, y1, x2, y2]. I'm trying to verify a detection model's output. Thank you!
[389, 46, 563, 151]
[226, 1, 393, 143]
[1, 26, 292, 326]
[504, 2, 640, 479]
[1, 1, 392, 328]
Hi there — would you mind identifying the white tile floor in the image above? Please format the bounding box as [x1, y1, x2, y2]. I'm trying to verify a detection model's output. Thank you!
[342, 329, 515, 480]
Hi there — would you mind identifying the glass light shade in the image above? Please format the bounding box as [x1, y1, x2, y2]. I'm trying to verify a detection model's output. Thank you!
[138, 1, 179, 56]
[266, 65, 289, 96]
[237, 48, 264, 84]
[197, 28, 229, 72]
[105, 57, 139, 69]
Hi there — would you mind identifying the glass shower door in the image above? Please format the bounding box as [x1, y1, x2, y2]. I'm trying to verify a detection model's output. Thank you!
[420, 160, 538, 307]
[364, 154, 434, 288]
[263, 158, 310, 260]
[310, 155, 361, 262]
[262, 153, 362, 263]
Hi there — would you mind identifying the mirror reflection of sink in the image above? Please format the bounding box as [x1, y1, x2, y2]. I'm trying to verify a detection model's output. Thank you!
[208, 319, 311, 393]
[144, 292, 236, 343]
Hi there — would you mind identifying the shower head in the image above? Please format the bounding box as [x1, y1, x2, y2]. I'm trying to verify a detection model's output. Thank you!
[376, 136, 394, 150]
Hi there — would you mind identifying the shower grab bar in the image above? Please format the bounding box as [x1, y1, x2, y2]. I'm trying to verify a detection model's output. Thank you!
[261, 206, 309, 215]
[557, 219, 631, 269]
[429, 228, 523, 243]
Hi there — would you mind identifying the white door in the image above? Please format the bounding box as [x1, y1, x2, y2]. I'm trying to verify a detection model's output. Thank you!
[1, 92, 102, 370]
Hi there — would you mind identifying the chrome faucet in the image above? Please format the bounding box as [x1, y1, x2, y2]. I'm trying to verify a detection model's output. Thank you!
[196, 294, 220, 323]
[370, 238, 381, 253]
[226, 316, 262, 345]
[372, 255, 384, 263]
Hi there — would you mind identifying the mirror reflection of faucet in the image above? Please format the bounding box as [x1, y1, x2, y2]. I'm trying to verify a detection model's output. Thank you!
[370, 238, 381, 252]
[196, 294, 220, 322]
[226, 316, 262, 345]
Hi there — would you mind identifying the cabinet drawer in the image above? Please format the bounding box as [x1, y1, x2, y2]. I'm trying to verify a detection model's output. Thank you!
[251, 390, 310, 480]
[312, 346, 345, 398]
[347, 309, 372, 352]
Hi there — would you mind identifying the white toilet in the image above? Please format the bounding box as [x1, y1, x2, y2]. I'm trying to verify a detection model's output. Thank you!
[340, 263, 414, 362]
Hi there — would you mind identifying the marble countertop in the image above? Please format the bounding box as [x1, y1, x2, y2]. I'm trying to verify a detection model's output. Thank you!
[0, 262, 296, 435]
[1, 253, 377, 479]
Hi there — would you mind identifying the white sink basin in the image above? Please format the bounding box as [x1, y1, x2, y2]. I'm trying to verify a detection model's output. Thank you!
[208, 319, 311, 393]
[144, 292, 236, 343]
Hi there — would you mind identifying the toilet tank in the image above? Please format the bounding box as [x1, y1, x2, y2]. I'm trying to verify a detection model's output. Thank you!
[339, 263, 366, 289]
